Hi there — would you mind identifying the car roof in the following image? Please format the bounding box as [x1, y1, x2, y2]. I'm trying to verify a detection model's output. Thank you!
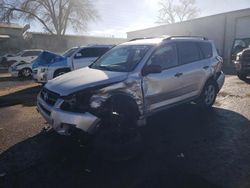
[73, 45, 115, 49]
[123, 36, 210, 46]
[23, 49, 43, 52]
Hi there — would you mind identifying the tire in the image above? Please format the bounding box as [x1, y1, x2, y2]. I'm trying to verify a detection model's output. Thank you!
[237, 73, 247, 80]
[93, 96, 143, 161]
[198, 80, 217, 108]
[20, 68, 32, 78]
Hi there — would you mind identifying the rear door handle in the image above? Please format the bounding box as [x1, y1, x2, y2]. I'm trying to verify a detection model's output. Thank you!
[175, 72, 183, 77]
[203, 66, 209, 70]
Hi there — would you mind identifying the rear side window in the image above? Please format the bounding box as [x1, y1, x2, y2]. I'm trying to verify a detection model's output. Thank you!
[198, 42, 213, 58]
[177, 42, 202, 65]
[76, 47, 109, 58]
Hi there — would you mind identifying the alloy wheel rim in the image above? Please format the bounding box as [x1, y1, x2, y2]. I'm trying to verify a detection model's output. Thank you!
[204, 85, 215, 105]
[23, 69, 31, 77]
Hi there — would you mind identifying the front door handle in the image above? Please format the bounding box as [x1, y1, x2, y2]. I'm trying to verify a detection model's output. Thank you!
[175, 72, 183, 77]
[203, 66, 209, 70]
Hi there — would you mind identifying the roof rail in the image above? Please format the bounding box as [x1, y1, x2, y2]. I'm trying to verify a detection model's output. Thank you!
[129, 37, 157, 41]
[164, 36, 208, 41]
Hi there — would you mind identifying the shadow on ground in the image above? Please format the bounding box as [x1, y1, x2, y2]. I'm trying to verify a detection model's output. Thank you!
[0, 75, 32, 82]
[0, 85, 42, 107]
[0, 105, 250, 188]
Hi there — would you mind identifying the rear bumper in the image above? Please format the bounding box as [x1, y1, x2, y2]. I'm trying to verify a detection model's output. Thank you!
[37, 94, 100, 135]
[216, 71, 225, 91]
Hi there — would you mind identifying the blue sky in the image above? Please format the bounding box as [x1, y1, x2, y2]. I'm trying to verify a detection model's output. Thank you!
[30, 0, 250, 38]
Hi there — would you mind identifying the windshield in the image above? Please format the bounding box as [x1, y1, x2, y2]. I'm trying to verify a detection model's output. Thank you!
[232, 38, 250, 54]
[63, 48, 78, 57]
[90, 45, 151, 72]
[33, 51, 63, 68]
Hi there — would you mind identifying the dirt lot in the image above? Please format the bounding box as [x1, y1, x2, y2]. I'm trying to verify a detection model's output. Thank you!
[0, 73, 250, 188]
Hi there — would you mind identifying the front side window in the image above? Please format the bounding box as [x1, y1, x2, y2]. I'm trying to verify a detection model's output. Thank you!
[90, 45, 151, 72]
[177, 42, 202, 64]
[147, 44, 178, 70]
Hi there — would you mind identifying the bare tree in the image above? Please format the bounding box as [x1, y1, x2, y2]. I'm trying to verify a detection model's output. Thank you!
[157, 0, 199, 24]
[0, 0, 98, 36]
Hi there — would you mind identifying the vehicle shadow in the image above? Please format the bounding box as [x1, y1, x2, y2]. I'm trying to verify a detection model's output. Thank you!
[0, 105, 250, 188]
[0, 85, 42, 107]
[0, 75, 32, 82]
[243, 77, 250, 84]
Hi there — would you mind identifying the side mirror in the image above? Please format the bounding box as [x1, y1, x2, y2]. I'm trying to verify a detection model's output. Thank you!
[142, 65, 162, 76]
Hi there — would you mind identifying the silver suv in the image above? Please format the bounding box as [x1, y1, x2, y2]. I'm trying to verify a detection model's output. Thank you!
[37, 36, 225, 136]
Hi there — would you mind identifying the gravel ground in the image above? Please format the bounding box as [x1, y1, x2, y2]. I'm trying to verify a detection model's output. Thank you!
[0, 73, 249, 188]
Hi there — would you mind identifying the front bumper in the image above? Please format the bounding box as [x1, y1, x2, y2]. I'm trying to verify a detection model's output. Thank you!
[32, 69, 47, 83]
[234, 61, 250, 75]
[216, 71, 225, 91]
[8, 67, 19, 77]
[37, 94, 101, 135]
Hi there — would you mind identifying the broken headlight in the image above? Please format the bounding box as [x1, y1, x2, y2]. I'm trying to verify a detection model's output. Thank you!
[61, 92, 93, 113]
[236, 54, 241, 61]
[40, 67, 48, 73]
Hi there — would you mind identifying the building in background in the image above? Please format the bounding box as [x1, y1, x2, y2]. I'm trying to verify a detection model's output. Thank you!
[0, 23, 126, 55]
[127, 8, 250, 65]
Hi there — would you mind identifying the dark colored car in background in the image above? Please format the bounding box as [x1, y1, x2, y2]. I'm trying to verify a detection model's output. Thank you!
[234, 47, 250, 80]
[231, 38, 250, 62]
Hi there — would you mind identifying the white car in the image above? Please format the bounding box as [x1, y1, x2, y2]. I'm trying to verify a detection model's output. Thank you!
[0, 53, 15, 63]
[6, 49, 43, 64]
[8, 61, 33, 78]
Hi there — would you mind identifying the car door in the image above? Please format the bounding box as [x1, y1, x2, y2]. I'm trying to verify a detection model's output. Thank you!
[143, 43, 186, 112]
[175, 41, 211, 99]
[72, 47, 109, 70]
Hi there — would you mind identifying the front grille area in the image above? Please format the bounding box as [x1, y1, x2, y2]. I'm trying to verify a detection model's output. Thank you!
[40, 88, 60, 106]
[38, 103, 51, 116]
[33, 70, 38, 74]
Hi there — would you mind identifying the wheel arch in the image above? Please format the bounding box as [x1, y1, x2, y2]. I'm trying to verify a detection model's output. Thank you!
[102, 91, 141, 119]
[53, 67, 71, 78]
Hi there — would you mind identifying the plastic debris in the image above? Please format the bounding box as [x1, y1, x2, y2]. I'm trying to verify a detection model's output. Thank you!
[84, 169, 92, 173]
[0, 172, 6, 177]
[177, 153, 185, 158]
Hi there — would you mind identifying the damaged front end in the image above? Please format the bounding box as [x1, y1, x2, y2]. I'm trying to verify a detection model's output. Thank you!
[37, 77, 145, 136]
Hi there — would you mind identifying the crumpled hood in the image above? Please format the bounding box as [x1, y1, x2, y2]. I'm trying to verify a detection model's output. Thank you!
[45, 67, 128, 96]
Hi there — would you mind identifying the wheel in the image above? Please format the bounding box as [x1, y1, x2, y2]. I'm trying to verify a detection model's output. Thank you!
[198, 80, 217, 108]
[237, 73, 247, 80]
[20, 68, 32, 78]
[93, 96, 143, 161]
